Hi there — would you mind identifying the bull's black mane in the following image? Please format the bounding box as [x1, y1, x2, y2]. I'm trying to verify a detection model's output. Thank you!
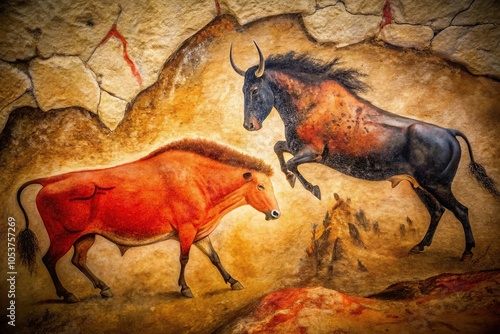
[263, 52, 369, 94]
[144, 138, 273, 175]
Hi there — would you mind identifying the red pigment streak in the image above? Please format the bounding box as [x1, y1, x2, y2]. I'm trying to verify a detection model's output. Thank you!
[99, 24, 142, 86]
[380, 1, 392, 30]
[214, 0, 221, 16]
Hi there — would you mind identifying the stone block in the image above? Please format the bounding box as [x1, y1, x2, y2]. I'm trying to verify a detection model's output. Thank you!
[432, 25, 500, 78]
[303, 3, 381, 47]
[98, 90, 128, 131]
[379, 23, 434, 50]
[391, 0, 471, 30]
[220, 0, 315, 25]
[29, 56, 100, 112]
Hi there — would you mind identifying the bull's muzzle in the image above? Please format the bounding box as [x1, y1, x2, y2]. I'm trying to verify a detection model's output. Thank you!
[243, 118, 261, 131]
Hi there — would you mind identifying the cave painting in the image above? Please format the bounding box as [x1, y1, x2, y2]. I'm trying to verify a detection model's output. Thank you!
[230, 42, 499, 262]
[16, 138, 280, 303]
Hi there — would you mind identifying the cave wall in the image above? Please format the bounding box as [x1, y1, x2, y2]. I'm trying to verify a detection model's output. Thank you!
[1, 1, 499, 333]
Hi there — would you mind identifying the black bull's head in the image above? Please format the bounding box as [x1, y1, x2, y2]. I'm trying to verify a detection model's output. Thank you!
[230, 42, 274, 131]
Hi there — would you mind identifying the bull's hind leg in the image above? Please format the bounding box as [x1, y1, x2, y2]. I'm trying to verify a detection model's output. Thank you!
[43, 240, 79, 303]
[195, 237, 243, 290]
[72, 235, 113, 298]
[409, 187, 445, 254]
[427, 185, 475, 261]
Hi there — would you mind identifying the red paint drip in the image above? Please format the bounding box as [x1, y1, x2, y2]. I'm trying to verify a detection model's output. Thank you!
[380, 1, 392, 30]
[99, 24, 142, 86]
[214, 0, 221, 16]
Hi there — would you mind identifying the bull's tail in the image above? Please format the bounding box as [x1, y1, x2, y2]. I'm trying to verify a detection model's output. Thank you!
[451, 130, 500, 197]
[17, 180, 42, 275]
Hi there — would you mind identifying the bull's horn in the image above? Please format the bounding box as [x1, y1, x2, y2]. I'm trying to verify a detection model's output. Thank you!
[230, 43, 245, 77]
[254, 41, 265, 78]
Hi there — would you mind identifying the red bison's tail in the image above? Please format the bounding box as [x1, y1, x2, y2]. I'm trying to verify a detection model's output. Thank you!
[17, 180, 42, 275]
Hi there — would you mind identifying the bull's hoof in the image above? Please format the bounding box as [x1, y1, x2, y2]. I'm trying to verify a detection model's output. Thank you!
[286, 173, 296, 188]
[231, 281, 244, 290]
[64, 293, 79, 304]
[312, 185, 321, 200]
[181, 287, 194, 298]
[460, 253, 473, 262]
[100, 287, 114, 298]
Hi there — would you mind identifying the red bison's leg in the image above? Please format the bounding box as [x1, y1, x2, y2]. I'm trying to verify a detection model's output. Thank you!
[195, 237, 243, 290]
[43, 238, 80, 303]
[274, 141, 296, 187]
[71, 235, 113, 298]
[177, 224, 197, 298]
[408, 187, 446, 255]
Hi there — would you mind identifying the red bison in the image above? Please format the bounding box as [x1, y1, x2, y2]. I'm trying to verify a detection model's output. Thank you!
[17, 138, 280, 303]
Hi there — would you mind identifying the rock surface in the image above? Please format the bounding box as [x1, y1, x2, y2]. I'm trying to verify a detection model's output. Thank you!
[219, 0, 315, 25]
[29, 56, 100, 113]
[379, 23, 434, 50]
[303, 3, 382, 47]
[1, 0, 499, 132]
[432, 24, 500, 77]
[217, 270, 500, 333]
[390, 0, 471, 30]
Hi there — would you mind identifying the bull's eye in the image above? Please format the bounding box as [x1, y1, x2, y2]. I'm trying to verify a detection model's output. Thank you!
[257, 184, 265, 191]
[250, 88, 258, 97]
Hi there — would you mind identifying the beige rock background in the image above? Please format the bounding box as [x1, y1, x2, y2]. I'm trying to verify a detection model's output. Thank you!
[0, 1, 499, 333]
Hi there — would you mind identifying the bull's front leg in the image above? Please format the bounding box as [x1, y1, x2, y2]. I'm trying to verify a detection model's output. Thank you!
[274, 140, 296, 187]
[286, 147, 322, 200]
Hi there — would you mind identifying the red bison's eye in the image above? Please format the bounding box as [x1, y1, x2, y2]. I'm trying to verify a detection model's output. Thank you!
[257, 184, 265, 191]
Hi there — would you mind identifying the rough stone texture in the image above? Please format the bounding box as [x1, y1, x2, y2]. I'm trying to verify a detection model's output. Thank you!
[0, 61, 33, 131]
[379, 23, 434, 50]
[302, 3, 382, 47]
[316, 0, 339, 9]
[116, 0, 215, 90]
[217, 271, 500, 333]
[0, 61, 31, 111]
[35, 0, 121, 61]
[0, 0, 499, 133]
[390, 0, 471, 30]
[98, 90, 128, 131]
[29, 56, 100, 112]
[344, 0, 387, 15]
[0, 92, 37, 133]
[219, 0, 315, 25]
[88, 38, 141, 102]
[432, 25, 500, 78]
[452, 0, 500, 25]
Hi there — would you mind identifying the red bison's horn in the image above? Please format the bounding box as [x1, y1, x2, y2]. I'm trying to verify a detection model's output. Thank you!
[253, 41, 265, 78]
[230, 43, 245, 77]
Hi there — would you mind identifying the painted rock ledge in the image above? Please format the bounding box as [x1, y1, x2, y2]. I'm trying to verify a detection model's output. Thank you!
[216, 270, 500, 334]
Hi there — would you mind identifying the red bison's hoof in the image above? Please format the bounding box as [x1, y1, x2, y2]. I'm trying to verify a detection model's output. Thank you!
[181, 287, 194, 298]
[460, 253, 473, 262]
[100, 287, 114, 298]
[408, 245, 423, 255]
[231, 281, 244, 290]
[64, 293, 79, 304]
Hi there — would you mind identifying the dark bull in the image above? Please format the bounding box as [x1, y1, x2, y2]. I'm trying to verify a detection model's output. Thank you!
[230, 42, 499, 262]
